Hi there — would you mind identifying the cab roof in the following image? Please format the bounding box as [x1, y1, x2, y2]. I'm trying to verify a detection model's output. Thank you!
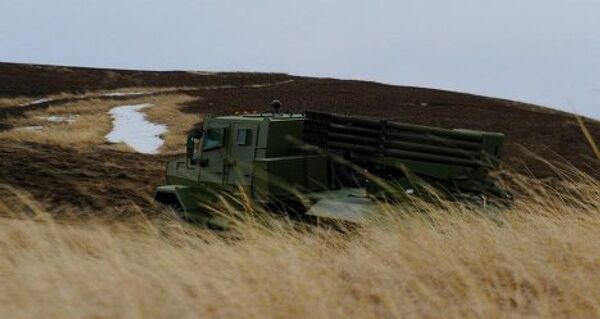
[212, 113, 306, 122]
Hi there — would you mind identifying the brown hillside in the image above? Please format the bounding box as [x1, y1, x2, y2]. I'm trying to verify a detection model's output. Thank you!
[2, 62, 596, 176]
[0, 62, 598, 210]
[0, 62, 292, 96]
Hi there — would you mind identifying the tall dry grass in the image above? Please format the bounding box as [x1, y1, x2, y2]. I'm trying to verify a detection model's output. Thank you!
[576, 115, 600, 161]
[1, 169, 599, 319]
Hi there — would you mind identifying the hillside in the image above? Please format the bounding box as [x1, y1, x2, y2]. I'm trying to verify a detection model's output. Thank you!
[0, 62, 598, 211]
[2, 63, 600, 318]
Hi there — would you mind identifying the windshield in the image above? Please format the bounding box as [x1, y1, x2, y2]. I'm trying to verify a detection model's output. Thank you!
[202, 128, 224, 151]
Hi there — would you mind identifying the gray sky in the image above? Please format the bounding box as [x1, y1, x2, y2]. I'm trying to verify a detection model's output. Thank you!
[1, 0, 598, 119]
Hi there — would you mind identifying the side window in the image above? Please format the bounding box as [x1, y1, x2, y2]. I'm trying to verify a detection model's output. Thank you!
[236, 128, 252, 145]
[202, 128, 224, 151]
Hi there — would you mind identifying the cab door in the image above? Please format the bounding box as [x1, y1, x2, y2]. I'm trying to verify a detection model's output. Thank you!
[198, 125, 228, 184]
[226, 123, 258, 186]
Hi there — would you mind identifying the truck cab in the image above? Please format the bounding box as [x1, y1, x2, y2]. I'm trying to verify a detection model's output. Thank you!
[154, 112, 330, 215]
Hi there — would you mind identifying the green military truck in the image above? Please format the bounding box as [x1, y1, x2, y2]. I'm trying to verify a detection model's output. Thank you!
[154, 101, 509, 223]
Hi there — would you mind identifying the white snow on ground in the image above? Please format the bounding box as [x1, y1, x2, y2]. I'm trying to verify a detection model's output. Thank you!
[200, 85, 237, 90]
[14, 115, 79, 131]
[105, 103, 167, 154]
[19, 98, 53, 106]
[18, 126, 44, 131]
[37, 115, 79, 123]
[102, 92, 146, 97]
[244, 79, 295, 88]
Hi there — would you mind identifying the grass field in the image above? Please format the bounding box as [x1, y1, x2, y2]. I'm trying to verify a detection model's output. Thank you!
[1, 169, 599, 319]
[1, 87, 599, 318]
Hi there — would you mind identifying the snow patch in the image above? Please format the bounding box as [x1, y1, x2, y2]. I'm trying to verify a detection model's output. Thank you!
[18, 126, 44, 131]
[105, 103, 167, 154]
[103, 92, 146, 97]
[37, 115, 79, 124]
[20, 98, 53, 107]
[244, 79, 295, 88]
[203, 85, 237, 90]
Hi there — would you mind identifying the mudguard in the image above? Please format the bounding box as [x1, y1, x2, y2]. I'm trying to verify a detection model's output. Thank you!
[153, 185, 218, 213]
[305, 188, 380, 223]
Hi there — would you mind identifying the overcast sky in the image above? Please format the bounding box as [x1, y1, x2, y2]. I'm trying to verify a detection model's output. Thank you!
[1, 0, 598, 119]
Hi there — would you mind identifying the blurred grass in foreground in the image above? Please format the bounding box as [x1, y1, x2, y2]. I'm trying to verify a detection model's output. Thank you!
[1, 166, 599, 319]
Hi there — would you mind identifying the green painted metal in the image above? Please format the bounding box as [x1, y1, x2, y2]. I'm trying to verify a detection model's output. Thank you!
[154, 108, 509, 222]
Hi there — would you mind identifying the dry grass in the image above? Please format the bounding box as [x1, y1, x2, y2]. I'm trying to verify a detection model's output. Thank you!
[1, 98, 141, 147]
[0, 87, 197, 109]
[576, 115, 600, 161]
[1, 171, 599, 319]
[2, 90, 600, 318]
[142, 94, 199, 153]
[0, 96, 35, 108]
[0, 93, 198, 153]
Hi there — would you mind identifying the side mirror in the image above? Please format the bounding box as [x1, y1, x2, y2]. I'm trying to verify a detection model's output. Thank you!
[186, 128, 204, 164]
[191, 128, 203, 139]
[186, 135, 196, 164]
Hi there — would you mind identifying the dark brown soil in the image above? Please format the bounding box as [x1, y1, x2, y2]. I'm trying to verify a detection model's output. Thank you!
[0, 142, 168, 213]
[0, 62, 598, 211]
[0, 62, 294, 97]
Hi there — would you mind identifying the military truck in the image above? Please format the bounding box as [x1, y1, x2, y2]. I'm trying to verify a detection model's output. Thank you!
[154, 101, 509, 223]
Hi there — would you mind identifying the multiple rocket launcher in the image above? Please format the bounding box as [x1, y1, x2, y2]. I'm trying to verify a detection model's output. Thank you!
[154, 104, 509, 222]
